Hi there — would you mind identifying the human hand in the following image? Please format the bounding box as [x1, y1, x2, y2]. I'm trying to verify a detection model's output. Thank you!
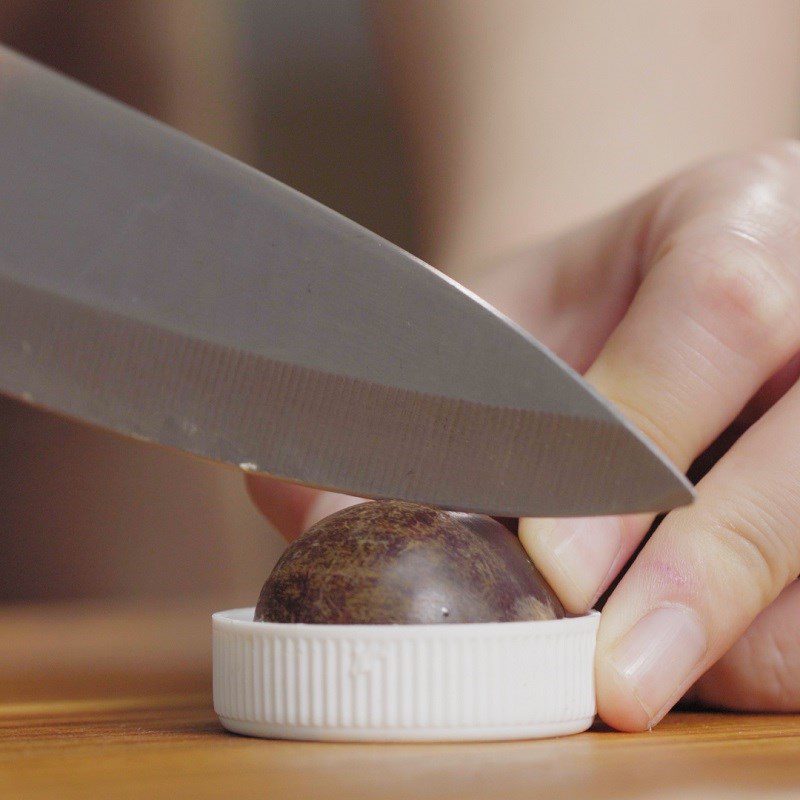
[248, 141, 800, 731]
[504, 142, 800, 731]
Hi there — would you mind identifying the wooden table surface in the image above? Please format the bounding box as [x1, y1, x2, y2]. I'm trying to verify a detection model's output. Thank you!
[1, 602, 798, 799]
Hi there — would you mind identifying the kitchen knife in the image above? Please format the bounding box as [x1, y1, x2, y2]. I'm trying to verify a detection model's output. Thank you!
[0, 47, 693, 517]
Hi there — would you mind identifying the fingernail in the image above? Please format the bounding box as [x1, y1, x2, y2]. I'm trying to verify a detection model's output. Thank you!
[607, 605, 707, 724]
[521, 517, 623, 608]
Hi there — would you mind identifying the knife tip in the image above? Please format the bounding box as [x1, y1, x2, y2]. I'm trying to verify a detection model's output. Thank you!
[662, 474, 697, 511]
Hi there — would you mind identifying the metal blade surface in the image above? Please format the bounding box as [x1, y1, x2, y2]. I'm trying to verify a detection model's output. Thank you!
[0, 49, 692, 516]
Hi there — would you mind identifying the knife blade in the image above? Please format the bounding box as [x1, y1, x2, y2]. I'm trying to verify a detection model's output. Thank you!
[0, 47, 693, 517]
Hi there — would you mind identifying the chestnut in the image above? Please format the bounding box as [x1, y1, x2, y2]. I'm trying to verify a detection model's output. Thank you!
[255, 500, 565, 624]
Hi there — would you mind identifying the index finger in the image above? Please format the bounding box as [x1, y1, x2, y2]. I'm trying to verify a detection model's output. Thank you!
[245, 475, 361, 539]
[521, 143, 800, 612]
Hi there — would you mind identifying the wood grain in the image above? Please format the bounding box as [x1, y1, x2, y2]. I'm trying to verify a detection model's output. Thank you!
[1, 602, 798, 799]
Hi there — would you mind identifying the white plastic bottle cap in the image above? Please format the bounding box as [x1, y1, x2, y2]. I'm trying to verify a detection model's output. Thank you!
[213, 608, 599, 742]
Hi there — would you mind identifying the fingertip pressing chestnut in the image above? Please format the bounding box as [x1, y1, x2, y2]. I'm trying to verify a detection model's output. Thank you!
[255, 499, 564, 625]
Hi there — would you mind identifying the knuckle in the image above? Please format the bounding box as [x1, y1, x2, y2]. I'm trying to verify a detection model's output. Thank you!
[645, 140, 800, 270]
[705, 499, 794, 610]
[685, 228, 799, 355]
[714, 139, 800, 187]
[653, 139, 800, 227]
[757, 138, 800, 175]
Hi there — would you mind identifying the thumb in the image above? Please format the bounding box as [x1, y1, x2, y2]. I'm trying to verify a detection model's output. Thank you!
[304, 491, 365, 529]
[245, 474, 361, 540]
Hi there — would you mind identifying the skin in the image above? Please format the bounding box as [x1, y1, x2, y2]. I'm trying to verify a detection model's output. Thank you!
[250, 146, 800, 731]
[255, 500, 564, 625]
[246, 2, 800, 730]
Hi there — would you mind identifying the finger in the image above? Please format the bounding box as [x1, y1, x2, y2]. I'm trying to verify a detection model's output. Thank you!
[244, 474, 321, 540]
[521, 143, 800, 612]
[304, 491, 365, 528]
[741, 350, 800, 426]
[690, 579, 800, 712]
[245, 474, 363, 540]
[595, 378, 800, 731]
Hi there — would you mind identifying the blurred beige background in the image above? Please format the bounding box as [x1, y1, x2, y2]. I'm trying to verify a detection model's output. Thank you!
[0, 0, 415, 606]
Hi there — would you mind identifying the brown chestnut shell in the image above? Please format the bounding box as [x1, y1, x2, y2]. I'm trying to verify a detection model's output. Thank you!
[255, 500, 565, 624]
